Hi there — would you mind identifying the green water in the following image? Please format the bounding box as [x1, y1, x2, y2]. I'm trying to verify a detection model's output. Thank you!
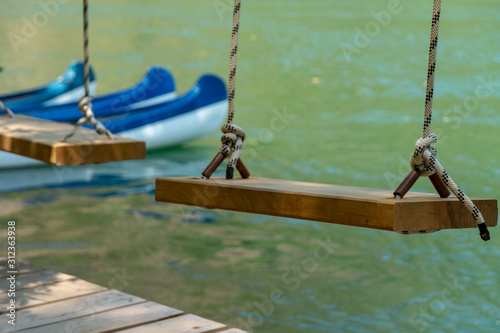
[1, 0, 500, 332]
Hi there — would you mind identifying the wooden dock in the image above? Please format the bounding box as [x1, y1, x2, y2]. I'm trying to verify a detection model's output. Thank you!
[0, 258, 247, 333]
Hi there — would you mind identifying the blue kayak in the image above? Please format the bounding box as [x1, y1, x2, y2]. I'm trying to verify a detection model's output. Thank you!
[10, 66, 177, 122]
[0, 61, 96, 108]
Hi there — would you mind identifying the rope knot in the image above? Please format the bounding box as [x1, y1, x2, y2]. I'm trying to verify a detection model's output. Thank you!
[220, 123, 245, 179]
[66, 96, 112, 140]
[411, 134, 438, 176]
[78, 96, 94, 118]
[220, 123, 245, 158]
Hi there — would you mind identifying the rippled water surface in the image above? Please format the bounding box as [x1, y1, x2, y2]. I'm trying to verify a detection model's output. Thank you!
[1, 1, 499, 332]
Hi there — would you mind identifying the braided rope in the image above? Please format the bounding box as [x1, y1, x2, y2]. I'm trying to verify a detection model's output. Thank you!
[422, 0, 441, 139]
[400, 0, 489, 241]
[83, 0, 90, 98]
[63, 97, 112, 141]
[64, 0, 112, 141]
[0, 100, 15, 118]
[227, 0, 241, 125]
[219, 0, 245, 179]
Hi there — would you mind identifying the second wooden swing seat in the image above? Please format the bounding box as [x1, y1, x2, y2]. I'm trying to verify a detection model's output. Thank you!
[0, 115, 145, 165]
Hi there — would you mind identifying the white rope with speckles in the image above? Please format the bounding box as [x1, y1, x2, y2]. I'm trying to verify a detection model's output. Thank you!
[64, 0, 112, 141]
[0, 100, 15, 118]
[219, 0, 245, 179]
[401, 0, 489, 241]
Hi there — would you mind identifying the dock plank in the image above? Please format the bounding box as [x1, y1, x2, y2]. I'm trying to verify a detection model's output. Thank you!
[0, 258, 43, 279]
[117, 314, 227, 333]
[0, 279, 106, 313]
[18, 301, 183, 333]
[0, 270, 75, 293]
[2, 290, 144, 332]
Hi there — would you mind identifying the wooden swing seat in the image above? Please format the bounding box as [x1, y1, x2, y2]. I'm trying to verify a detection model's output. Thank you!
[0, 115, 145, 165]
[156, 177, 497, 232]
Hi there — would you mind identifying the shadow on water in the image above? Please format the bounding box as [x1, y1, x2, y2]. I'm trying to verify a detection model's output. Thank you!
[0, 144, 214, 194]
[0, 144, 219, 223]
[17, 242, 90, 250]
[123, 209, 216, 224]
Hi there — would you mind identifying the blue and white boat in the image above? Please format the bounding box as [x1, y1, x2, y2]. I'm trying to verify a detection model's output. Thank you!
[0, 60, 97, 108]
[94, 74, 228, 150]
[11, 66, 178, 121]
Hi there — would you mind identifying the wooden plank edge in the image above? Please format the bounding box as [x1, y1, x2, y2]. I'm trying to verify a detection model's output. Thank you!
[394, 197, 497, 232]
[0, 137, 146, 166]
[19, 301, 184, 333]
[116, 313, 228, 333]
[11, 301, 151, 333]
[0, 270, 76, 294]
[11, 289, 146, 332]
[0, 290, 106, 314]
[98, 305, 184, 333]
[51, 140, 146, 165]
[0, 280, 107, 314]
[0, 258, 45, 279]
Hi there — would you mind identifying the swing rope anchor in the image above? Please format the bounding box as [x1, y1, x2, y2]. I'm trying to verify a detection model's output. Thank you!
[201, 0, 251, 181]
